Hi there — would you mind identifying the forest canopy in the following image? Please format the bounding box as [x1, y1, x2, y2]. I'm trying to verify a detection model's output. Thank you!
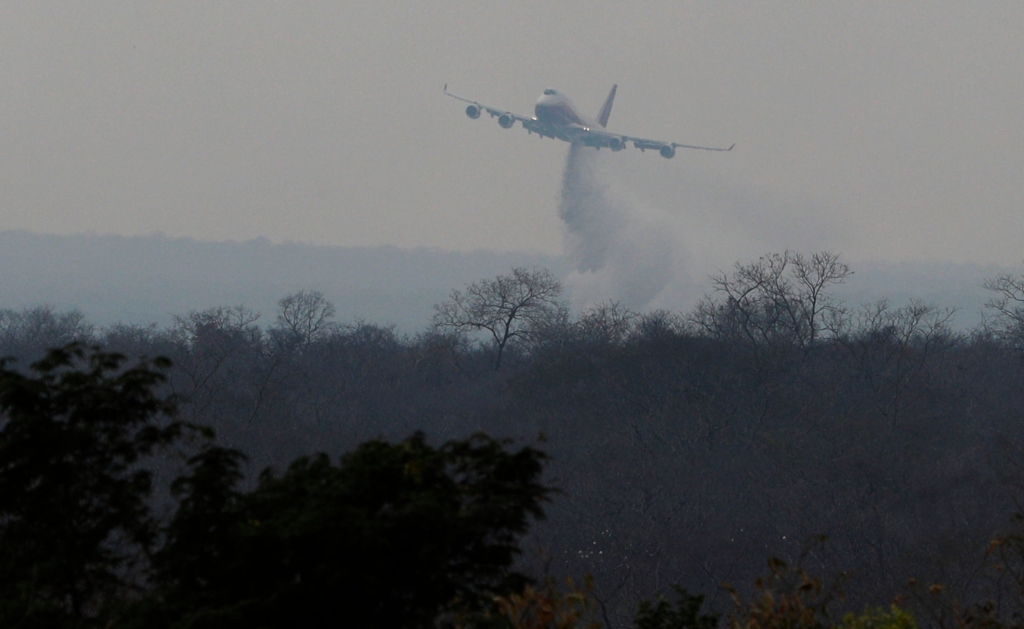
[1, 253, 1024, 628]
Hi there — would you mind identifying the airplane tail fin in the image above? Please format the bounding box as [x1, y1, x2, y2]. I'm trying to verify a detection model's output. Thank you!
[597, 84, 616, 128]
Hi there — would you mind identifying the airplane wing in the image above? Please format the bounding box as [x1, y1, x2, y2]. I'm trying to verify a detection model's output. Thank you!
[577, 128, 734, 157]
[443, 85, 559, 138]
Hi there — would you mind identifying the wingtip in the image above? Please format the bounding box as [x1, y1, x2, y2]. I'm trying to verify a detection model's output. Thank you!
[729, 143, 736, 151]
[443, 83, 447, 92]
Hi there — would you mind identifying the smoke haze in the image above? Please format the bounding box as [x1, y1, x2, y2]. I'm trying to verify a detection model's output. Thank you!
[558, 146, 679, 309]
[557, 138, 861, 313]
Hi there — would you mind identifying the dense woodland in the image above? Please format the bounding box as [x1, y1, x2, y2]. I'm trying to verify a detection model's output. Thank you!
[3, 250, 1024, 627]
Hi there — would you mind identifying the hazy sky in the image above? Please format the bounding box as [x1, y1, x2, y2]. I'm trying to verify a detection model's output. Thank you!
[1, 2, 1021, 267]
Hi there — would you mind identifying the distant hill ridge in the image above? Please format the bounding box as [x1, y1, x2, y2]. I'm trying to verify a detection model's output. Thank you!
[0, 231, 1013, 331]
[0, 231, 567, 332]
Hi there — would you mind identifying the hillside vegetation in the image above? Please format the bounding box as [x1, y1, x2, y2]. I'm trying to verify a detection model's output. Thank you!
[2, 251, 1024, 627]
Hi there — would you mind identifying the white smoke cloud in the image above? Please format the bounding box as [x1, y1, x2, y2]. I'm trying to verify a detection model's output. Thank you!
[558, 145, 683, 310]
[557, 143, 851, 314]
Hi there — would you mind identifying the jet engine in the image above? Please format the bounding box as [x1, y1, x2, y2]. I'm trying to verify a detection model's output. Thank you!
[498, 113, 515, 129]
[659, 145, 676, 159]
[608, 136, 627, 151]
[465, 105, 482, 119]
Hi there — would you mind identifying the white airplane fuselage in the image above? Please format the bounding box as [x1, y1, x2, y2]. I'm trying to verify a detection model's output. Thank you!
[534, 91, 591, 129]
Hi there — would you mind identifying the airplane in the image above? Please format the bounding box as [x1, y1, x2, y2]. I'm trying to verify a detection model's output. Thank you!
[443, 84, 734, 159]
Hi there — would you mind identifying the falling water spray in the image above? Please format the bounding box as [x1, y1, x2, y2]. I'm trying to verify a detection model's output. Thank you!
[557, 145, 676, 309]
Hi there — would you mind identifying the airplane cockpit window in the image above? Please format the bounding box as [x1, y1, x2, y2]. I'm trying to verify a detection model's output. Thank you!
[543, 88, 556, 95]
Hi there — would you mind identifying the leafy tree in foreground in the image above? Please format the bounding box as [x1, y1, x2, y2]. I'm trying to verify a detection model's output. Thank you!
[461, 576, 604, 629]
[841, 606, 918, 629]
[0, 341, 553, 629]
[0, 344, 188, 628]
[634, 587, 718, 629]
[142, 432, 551, 629]
[724, 556, 846, 629]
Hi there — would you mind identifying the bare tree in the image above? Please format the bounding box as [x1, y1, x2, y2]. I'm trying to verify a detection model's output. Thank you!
[166, 305, 263, 424]
[575, 301, 638, 346]
[983, 268, 1024, 349]
[830, 299, 959, 429]
[276, 290, 337, 347]
[689, 251, 851, 349]
[432, 267, 565, 369]
[0, 306, 94, 356]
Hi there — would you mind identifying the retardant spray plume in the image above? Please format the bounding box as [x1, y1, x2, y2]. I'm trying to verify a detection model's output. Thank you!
[558, 144, 677, 309]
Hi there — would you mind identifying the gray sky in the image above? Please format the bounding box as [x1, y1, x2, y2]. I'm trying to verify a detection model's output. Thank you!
[1, 2, 1021, 268]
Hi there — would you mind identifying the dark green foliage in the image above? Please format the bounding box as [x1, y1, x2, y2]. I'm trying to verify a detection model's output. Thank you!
[0, 340, 552, 628]
[723, 556, 844, 629]
[4, 254, 1024, 626]
[634, 588, 718, 629]
[152, 445, 248, 602]
[0, 344, 186, 628]
[144, 432, 550, 629]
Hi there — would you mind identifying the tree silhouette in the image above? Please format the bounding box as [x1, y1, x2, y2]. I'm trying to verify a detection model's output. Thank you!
[433, 267, 565, 369]
[144, 432, 551, 629]
[0, 344, 189, 627]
